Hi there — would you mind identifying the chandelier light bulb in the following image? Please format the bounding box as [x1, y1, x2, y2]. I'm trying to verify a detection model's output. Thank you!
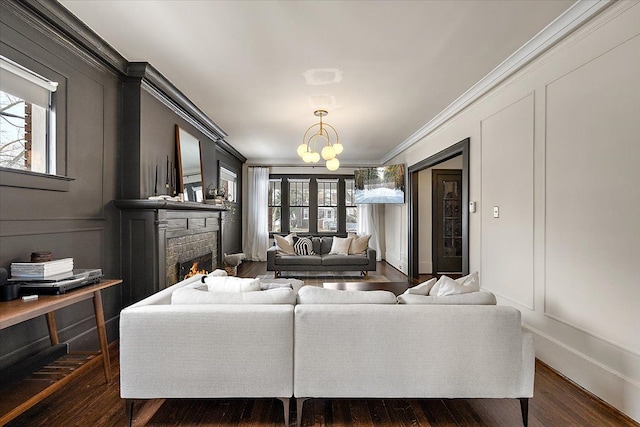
[297, 143, 308, 157]
[302, 151, 314, 163]
[332, 143, 343, 155]
[311, 151, 321, 163]
[321, 145, 336, 160]
[326, 157, 340, 171]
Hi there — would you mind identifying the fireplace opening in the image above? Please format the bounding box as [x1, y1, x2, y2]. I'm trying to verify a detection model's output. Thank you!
[179, 253, 213, 281]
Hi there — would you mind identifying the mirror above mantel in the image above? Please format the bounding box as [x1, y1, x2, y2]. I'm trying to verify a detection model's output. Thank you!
[176, 125, 204, 202]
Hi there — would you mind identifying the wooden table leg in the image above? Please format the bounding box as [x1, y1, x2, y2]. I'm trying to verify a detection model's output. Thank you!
[92, 290, 112, 383]
[45, 312, 59, 345]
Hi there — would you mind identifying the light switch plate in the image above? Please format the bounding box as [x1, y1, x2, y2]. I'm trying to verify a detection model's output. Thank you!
[493, 206, 499, 218]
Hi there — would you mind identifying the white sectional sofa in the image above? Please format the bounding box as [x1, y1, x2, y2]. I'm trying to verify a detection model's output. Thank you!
[119, 275, 534, 426]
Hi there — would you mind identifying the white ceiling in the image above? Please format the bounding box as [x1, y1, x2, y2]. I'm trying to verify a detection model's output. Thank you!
[60, 0, 576, 166]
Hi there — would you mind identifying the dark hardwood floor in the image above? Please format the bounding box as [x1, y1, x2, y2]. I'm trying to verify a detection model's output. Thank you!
[5, 261, 638, 427]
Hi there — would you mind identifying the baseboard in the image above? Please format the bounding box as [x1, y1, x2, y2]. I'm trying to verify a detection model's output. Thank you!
[419, 261, 433, 274]
[524, 324, 640, 423]
[384, 252, 407, 275]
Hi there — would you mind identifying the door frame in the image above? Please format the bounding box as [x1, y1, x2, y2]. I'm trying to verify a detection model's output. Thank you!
[407, 137, 470, 280]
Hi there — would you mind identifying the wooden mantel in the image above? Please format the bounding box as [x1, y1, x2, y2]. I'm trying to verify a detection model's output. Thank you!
[113, 199, 227, 211]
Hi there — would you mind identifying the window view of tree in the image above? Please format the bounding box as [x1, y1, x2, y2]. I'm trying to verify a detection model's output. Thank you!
[0, 91, 47, 173]
[268, 179, 281, 233]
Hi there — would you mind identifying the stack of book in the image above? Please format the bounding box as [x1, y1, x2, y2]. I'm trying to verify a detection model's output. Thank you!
[11, 258, 74, 279]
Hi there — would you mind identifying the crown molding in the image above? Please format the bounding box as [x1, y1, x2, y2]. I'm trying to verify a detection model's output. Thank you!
[379, 0, 613, 165]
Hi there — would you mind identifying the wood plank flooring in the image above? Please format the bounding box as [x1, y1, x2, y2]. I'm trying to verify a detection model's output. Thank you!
[5, 261, 638, 426]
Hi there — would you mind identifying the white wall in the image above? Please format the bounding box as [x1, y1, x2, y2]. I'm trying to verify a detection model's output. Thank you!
[417, 155, 462, 274]
[384, 2, 640, 422]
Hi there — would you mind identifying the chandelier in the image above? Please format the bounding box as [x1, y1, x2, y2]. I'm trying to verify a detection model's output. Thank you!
[297, 110, 343, 171]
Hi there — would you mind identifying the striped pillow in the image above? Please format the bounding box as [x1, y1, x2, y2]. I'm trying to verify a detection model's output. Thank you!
[293, 236, 315, 255]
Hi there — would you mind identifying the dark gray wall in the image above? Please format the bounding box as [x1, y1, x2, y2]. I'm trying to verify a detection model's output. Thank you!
[0, 1, 122, 359]
[0, 0, 245, 364]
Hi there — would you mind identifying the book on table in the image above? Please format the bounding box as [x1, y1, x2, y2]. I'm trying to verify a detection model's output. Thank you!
[10, 258, 74, 278]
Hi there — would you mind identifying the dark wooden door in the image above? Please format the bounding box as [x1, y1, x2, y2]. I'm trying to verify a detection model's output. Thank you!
[432, 169, 463, 273]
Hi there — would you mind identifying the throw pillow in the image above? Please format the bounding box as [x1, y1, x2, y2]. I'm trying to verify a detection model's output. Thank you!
[348, 234, 371, 255]
[293, 236, 315, 255]
[204, 276, 261, 292]
[274, 233, 295, 255]
[404, 277, 437, 295]
[329, 236, 353, 255]
[428, 271, 480, 296]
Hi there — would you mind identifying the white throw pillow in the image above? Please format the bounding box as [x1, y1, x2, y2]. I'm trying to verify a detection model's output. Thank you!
[402, 277, 437, 296]
[171, 287, 296, 304]
[329, 236, 353, 255]
[348, 234, 371, 255]
[204, 276, 261, 292]
[297, 286, 397, 304]
[207, 269, 228, 277]
[429, 271, 480, 296]
[274, 233, 296, 255]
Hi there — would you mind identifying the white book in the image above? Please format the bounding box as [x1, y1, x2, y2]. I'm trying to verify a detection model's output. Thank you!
[11, 258, 74, 277]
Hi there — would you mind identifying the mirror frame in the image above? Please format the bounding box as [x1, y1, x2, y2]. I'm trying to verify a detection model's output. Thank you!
[175, 125, 204, 202]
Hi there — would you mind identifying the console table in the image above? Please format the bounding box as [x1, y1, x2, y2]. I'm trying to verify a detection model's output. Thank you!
[0, 279, 121, 425]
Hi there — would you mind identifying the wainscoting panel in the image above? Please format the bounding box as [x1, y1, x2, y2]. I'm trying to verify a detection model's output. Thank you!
[480, 94, 535, 309]
[544, 34, 640, 355]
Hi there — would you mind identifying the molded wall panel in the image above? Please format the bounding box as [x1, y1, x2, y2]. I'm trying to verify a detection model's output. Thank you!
[481, 94, 534, 309]
[545, 34, 640, 355]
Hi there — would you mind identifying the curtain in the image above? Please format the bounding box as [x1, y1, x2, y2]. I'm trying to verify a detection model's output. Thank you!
[243, 167, 270, 261]
[357, 204, 383, 261]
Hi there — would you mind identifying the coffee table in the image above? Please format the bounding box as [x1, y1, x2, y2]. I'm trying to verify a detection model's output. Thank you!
[322, 281, 409, 296]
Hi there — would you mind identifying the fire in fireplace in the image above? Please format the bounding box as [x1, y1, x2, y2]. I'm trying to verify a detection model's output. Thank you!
[178, 253, 213, 281]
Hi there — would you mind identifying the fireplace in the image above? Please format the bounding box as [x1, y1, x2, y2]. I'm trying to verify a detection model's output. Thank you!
[179, 253, 213, 281]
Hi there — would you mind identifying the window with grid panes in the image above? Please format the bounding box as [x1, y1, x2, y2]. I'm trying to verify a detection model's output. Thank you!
[288, 178, 309, 233]
[317, 179, 338, 232]
[268, 179, 281, 233]
[345, 179, 358, 233]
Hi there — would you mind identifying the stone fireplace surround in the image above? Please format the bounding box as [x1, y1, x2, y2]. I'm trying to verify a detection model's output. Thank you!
[115, 199, 225, 306]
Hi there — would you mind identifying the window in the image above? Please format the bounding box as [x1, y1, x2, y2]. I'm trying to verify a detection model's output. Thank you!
[317, 179, 338, 232]
[269, 175, 357, 235]
[288, 178, 309, 233]
[219, 166, 237, 202]
[345, 179, 358, 233]
[268, 179, 281, 233]
[0, 56, 58, 174]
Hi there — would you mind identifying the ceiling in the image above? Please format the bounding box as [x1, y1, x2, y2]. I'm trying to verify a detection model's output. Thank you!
[59, 0, 576, 167]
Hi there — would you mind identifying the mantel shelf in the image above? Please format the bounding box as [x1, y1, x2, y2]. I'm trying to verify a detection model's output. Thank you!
[113, 199, 228, 211]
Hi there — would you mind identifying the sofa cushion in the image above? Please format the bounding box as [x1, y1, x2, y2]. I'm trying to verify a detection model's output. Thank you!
[297, 286, 397, 304]
[171, 287, 297, 304]
[429, 271, 480, 296]
[275, 254, 323, 266]
[398, 291, 497, 305]
[320, 236, 333, 255]
[329, 236, 353, 255]
[274, 233, 296, 255]
[259, 278, 305, 293]
[293, 236, 315, 255]
[321, 254, 369, 266]
[348, 234, 371, 255]
[311, 237, 322, 255]
[204, 276, 261, 292]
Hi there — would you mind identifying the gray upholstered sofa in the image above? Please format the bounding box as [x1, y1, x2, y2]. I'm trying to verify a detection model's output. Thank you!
[266, 235, 376, 278]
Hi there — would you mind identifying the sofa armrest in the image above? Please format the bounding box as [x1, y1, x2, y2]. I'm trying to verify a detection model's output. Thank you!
[366, 247, 377, 269]
[267, 245, 278, 270]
